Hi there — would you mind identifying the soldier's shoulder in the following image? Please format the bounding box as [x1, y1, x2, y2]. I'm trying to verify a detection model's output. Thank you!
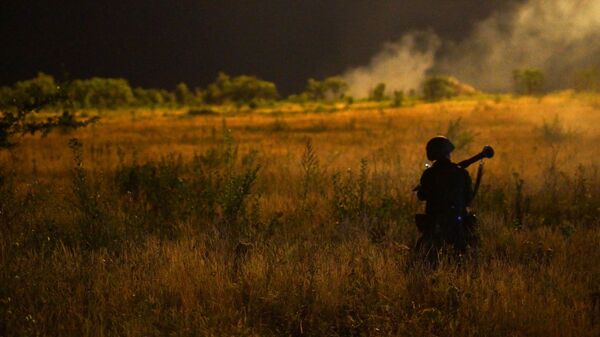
[453, 163, 471, 177]
[421, 166, 434, 178]
[449, 161, 464, 169]
[445, 161, 468, 174]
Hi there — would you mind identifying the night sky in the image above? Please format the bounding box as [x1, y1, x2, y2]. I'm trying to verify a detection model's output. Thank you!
[1, 1, 521, 94]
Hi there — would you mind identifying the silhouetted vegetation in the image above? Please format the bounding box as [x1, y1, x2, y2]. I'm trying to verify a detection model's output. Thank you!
[0, 72, 277, 111]
[68, 77, 135, 109]
[513, 68, 545, 95]
[174, 82, 199, 107]
[370, 82, 387, 101]
[422, 76, 478, 102]
[2, 68, 597, 113]
[204, 72, 279, 108]
[133, 87, 175, 108]
[424, 76, 456, 102]
[289, 76, 350, 103]
[392, 90, 405, 107]
[0, 75, 97, 148]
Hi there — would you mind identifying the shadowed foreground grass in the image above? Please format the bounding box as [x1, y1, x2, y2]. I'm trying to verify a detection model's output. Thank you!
[2, 93, 600, 336]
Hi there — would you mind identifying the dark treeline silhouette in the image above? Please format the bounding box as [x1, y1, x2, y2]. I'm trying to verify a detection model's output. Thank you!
[2, 67, 600, 110]
[0, 72, 281, 110]
[0, 72, 348, 110]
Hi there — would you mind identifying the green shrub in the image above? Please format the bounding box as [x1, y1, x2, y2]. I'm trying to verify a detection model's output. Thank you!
[513, 69, 545, 95]
[392, 90, 404, 107]
[205, 72, 279, 107]
[331, 159, 406, 243]
[0, 77, 97, 148]
[174, 82, 200, 106]
[114, 131, 260, 239]
[370, 83, 387, 101]
[423, 76, 477, 102]
[133, 87, 169, 107]
[67, 77, 135, 109]
[1, 72, 58, 110]
[423, 76, 458, 102]
[304, 76, 349, 101]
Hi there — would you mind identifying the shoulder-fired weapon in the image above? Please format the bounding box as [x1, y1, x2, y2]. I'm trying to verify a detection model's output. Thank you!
[457, 145, 495, 169]
[459, 145, 494, 199]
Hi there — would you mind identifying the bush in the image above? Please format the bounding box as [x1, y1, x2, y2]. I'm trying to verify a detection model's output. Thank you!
[133, 87, 173, 107]
[392, 90, 404, 107]
[513, 69, 545, 95]
[331, 159, 404, 243]
[114, 131, 260, 238]
[174, 82, 200, 106]
[205, 72, 279, 107]
[423, 76, 458, 102]
[423, 76, 477, 102]
[67, 77, 135, 109]
[370, 83, 387, 101]
[0, 76, 97, 148]
[304, 76, 349, 101]
[287, 92, 310, 103]
[0, 72, 59, 111]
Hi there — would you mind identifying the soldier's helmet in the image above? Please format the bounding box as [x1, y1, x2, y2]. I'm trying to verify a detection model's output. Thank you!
[426, 136, 455, 161]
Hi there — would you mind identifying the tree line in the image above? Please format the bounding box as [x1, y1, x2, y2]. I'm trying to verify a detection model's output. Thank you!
[0, 72, 275, 110]
[1, 67, 599, 111]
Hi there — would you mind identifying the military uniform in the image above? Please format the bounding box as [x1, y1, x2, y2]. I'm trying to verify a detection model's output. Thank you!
[415, 137, 475, 265]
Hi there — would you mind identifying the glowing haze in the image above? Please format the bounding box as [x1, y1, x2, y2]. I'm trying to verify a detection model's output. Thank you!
[343, 0, 600, 97]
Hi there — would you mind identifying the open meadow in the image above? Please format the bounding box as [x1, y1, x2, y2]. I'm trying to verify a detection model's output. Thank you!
[2, 93, 600, 336]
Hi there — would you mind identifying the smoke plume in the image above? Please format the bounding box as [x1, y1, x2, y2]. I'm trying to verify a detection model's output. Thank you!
[343, 0, 600, 97]
[343, 32, 440, 98]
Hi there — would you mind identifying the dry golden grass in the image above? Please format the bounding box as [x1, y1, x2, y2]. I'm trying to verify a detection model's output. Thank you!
[2, 92, 600, 336]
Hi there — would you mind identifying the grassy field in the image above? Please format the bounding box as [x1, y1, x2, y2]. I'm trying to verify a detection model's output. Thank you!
[2, 92, 600, 336]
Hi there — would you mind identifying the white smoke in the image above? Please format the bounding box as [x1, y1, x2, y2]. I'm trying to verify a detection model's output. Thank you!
[343, 32, 440, 98]
[343, 0, 600, 97]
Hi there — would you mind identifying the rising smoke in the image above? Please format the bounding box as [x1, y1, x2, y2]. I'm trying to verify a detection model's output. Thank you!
[343, 0, 600, 97]
[343, 32, 440, 98]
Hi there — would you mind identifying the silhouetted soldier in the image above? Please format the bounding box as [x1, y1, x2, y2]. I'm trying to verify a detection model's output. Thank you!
[415, 136, 474, 266]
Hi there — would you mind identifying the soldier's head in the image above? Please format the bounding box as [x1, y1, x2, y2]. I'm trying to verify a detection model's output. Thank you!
[426, 136, 455, 161]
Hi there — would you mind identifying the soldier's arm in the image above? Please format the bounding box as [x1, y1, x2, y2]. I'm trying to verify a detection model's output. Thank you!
[417, 170, 430, 201]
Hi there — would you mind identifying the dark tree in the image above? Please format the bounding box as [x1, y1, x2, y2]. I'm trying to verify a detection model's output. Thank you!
[0, 76, 98, 148]
[423, 76, 458, 102]
[205, 72, 279, 107]
[392, 90, 404, 107]
[370, 83, 387, 101]
[513, 69, 545, 95]
[304, 76, 349, 101]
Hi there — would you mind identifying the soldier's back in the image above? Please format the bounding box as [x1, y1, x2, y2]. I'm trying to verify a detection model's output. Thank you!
[418, 158, 472, 217]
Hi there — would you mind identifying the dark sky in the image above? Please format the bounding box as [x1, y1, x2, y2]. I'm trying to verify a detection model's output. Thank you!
[1, 0, 520, 94]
